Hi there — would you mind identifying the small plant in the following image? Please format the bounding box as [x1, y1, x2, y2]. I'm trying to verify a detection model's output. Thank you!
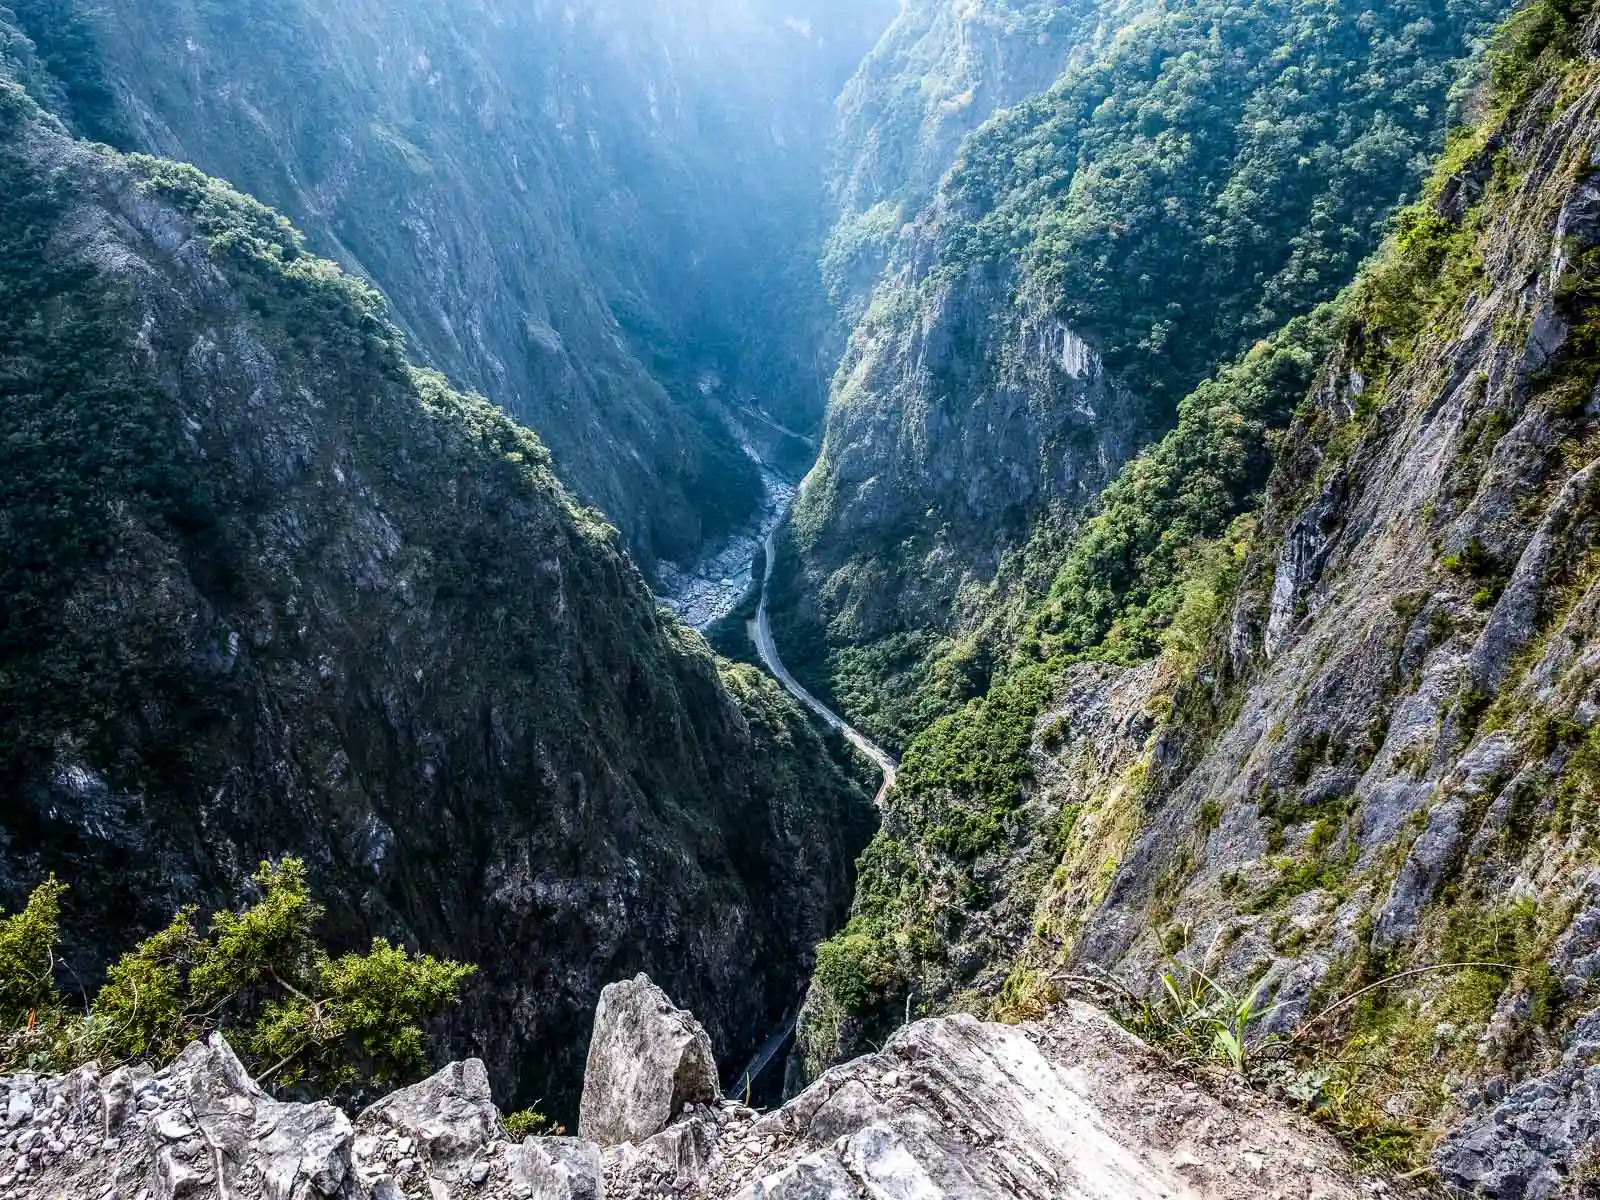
[504, 1107, 566, 1140]
[1066, 936, 1275, 1076]
[1141, 955, 1269, 1074]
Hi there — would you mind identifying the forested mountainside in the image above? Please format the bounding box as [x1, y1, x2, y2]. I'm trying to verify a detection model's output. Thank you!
[0, 40, 877, 1118]
[796, 0, 1600, 1181]
[10, 0, 1600, 1185]
[778, 0, 1511, 755]
[823, 0, 1086, 321]
[1, 0, 894, 570]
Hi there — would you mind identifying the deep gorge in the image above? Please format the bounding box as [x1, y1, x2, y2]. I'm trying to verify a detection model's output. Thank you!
[6, 0, 1600, 1188]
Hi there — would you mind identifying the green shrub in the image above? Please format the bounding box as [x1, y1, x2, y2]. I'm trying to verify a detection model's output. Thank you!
[504, 1108, 566, 1140]
[0, 860, 474, 1103]
[0, 877, 65, 1029]
[813, 921, 903, 1016]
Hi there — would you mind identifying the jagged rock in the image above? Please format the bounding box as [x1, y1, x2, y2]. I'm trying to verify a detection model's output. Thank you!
[1372, 797, 1468, 951]
[1436, 1012, 1600, 1198]
[605, 998, 1382, 1199]
[359, 1059, 501, 1178]
[0, 983, 1391, 1200]
[579, 975, 721, 1147]
[0, 1036, 613, 1200]
[1265, 471, 1348, 660]
[0, 1034, 361, 1200]
[6, 1088, 32, 1127]
[507, 1139, 604, 1200]
[1521, 301, 1569, 377]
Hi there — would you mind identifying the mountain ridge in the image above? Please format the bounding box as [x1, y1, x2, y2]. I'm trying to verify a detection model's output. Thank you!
[0, 55, 875, 1118]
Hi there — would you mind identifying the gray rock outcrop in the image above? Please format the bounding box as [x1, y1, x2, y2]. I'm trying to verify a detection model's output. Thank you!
[1435, 1014, 1600, 1197]
[0, 977, 1397, 1200]
[579, 975, 722, 1147]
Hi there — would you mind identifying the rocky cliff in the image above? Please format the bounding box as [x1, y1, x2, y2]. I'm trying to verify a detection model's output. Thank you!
[794, 0, 1600, 1183]
[776, 0, 1510, 753]
[0, 60, 875, 1118]
[3, 0, 896, 570]
[0, 974, 1405, 1199]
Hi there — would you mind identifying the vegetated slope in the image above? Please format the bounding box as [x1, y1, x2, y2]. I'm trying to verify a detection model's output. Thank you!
[795, 0, 1600, 1180]
[776, 0, 1508, 755]
[0, 70, 876, 1119]
[822, 0, 1090, 322]
[2, 0, 895, 570]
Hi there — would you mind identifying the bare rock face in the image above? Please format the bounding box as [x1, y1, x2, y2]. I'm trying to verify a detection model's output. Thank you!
[584, 979, 1386, 1199]
[358, 1059, 503, 1188]
[1434, 1013, 1600, 1198]
[578, 975, 722, 1147]
[506, 1139, 604, 1200]
[0, 976, 1397, 1200]
[0, 1034, 361, 1200]
[681, 1005, 1378, 1200]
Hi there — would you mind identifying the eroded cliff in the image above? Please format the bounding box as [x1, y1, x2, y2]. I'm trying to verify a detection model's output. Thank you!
[4, 0, 896, 570]
[776, 0, 1509, 754]
[795, 1, 1600, 1183]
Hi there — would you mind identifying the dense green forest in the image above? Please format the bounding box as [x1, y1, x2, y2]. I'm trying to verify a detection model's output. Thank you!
[0, 0, 125, 144]
[779, 0, 1509, 761]
[942, 0, 1504, 403]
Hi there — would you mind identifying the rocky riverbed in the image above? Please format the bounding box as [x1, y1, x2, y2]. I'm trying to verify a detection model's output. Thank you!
[657, 466, 798, 631]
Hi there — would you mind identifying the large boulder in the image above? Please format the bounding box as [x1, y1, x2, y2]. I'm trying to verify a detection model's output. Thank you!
[357, 1058, 502, 1179]
[578, 974, 722, 1146]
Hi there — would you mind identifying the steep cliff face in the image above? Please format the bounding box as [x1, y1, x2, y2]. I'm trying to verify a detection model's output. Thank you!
[0, 62, 875, 1119]
[797, 0, 1600, 1178]
[779, 0, 1509, 753]
[4, 0, 895, 570]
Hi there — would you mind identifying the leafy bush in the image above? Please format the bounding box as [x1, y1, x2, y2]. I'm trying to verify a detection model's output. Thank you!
[0, 861, 473, 1104]
[813, 924, 904, 1015]
[1487, 0, 1595, 106]
[0, 877, 65, 1029]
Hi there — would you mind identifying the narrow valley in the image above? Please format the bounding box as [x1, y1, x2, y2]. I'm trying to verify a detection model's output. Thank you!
[5, 0, 1600, 1196]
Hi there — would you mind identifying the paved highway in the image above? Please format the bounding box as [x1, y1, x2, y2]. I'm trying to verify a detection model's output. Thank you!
[749, 518, 898, 806]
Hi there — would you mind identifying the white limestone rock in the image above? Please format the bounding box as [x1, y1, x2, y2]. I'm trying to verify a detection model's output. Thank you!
[578, 974, 721, 1147]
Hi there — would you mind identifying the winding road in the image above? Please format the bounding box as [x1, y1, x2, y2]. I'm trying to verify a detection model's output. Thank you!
[749, 519, 898, 806]
[728, 498, 899, 1099]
